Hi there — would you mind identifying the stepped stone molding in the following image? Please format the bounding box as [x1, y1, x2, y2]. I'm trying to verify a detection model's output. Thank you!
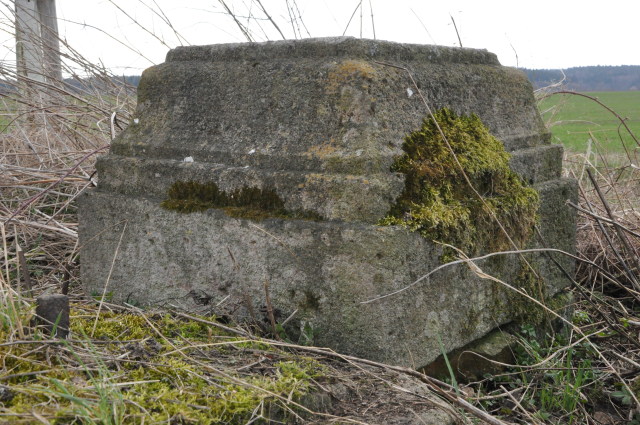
[79, 37, 576, 368]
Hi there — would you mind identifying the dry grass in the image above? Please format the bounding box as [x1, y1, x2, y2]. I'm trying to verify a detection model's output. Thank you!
[1, 0, 138, 298]
[462, 94, 640, 424]
[1, 79, 132, 303]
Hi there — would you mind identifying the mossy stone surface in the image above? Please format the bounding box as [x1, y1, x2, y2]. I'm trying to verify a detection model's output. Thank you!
[99, 37, 550, 223]
[160, 180, 322, 220]
[80, 185, 575, 369]
[80, 37, 577, 369]
[380, 108, 539, 258]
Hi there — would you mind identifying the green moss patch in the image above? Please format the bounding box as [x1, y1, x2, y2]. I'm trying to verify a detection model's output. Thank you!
[380, 108, 539, 258]
[161, 181, 321, 221]
[1, 307, 324, 424]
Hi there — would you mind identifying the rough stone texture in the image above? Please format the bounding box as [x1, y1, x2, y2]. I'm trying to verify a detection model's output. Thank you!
[79, 37, 577, 369]
[35, 294, 70, 338]
[0, 385, 14, 403]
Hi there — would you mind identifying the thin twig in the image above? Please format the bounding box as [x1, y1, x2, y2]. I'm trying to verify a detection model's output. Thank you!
[16, 240, 32, 297]
[218, 0, 253, 42]
[5, 146, 109, 225]
[254, 0, 286, 40]
[450, 14, 462, 47]
[368, 0, 375, 40]
[342, 1, 361, 36]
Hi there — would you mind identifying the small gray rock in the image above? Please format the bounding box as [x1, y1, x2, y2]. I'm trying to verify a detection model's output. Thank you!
[35, 294, 70, 338]
[0, 385, 14, 403]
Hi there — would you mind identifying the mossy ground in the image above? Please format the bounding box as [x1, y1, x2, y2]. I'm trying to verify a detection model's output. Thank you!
[160, 181, 321, 221]
[380, 108, 539, 260]
[1, 295, 491, 425]
[0, 304, 323, 424]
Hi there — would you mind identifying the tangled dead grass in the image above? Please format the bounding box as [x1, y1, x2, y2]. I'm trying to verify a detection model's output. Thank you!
[478, 151, 640, 424]
[459, 93, 640, 424]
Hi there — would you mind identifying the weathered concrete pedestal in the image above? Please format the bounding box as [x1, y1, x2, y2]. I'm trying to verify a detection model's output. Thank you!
[79, 37, 576, 369]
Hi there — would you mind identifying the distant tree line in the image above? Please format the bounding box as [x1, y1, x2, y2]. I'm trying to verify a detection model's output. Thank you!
[120, 75, 142, 86]
[524, 65, 640, 91]
[61, 75, 141, 91]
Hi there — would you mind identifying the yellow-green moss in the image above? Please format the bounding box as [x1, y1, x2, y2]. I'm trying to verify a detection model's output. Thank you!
[1, 308, 324, 424]
[70, 310, 225, 341]
[380, 108, 539, 259]
[160, 181, 322, 221]
[122, 358, 321, 424]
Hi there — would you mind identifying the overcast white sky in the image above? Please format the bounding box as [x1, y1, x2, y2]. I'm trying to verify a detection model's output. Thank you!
[5, 0, 640, 74]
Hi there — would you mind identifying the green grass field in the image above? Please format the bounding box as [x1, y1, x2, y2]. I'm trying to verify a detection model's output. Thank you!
[538, 91, 640, 154]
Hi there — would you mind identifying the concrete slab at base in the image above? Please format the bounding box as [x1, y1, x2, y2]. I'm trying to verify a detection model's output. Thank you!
[79, 176, 576, 368]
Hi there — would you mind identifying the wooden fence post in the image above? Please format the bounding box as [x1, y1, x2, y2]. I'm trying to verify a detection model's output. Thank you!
[15, 0, 45, 86]
[37, 0, 62, 84]
[15, 0, 62, 88]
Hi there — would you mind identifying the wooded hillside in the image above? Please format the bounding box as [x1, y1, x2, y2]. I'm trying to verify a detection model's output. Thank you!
[524, 65, 640, 91]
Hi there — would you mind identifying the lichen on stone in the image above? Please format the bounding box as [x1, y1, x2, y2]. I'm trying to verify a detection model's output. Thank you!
[160, 181, 321, 221]
[326, 60, 377, 94]
[380, 108, 539, 258]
